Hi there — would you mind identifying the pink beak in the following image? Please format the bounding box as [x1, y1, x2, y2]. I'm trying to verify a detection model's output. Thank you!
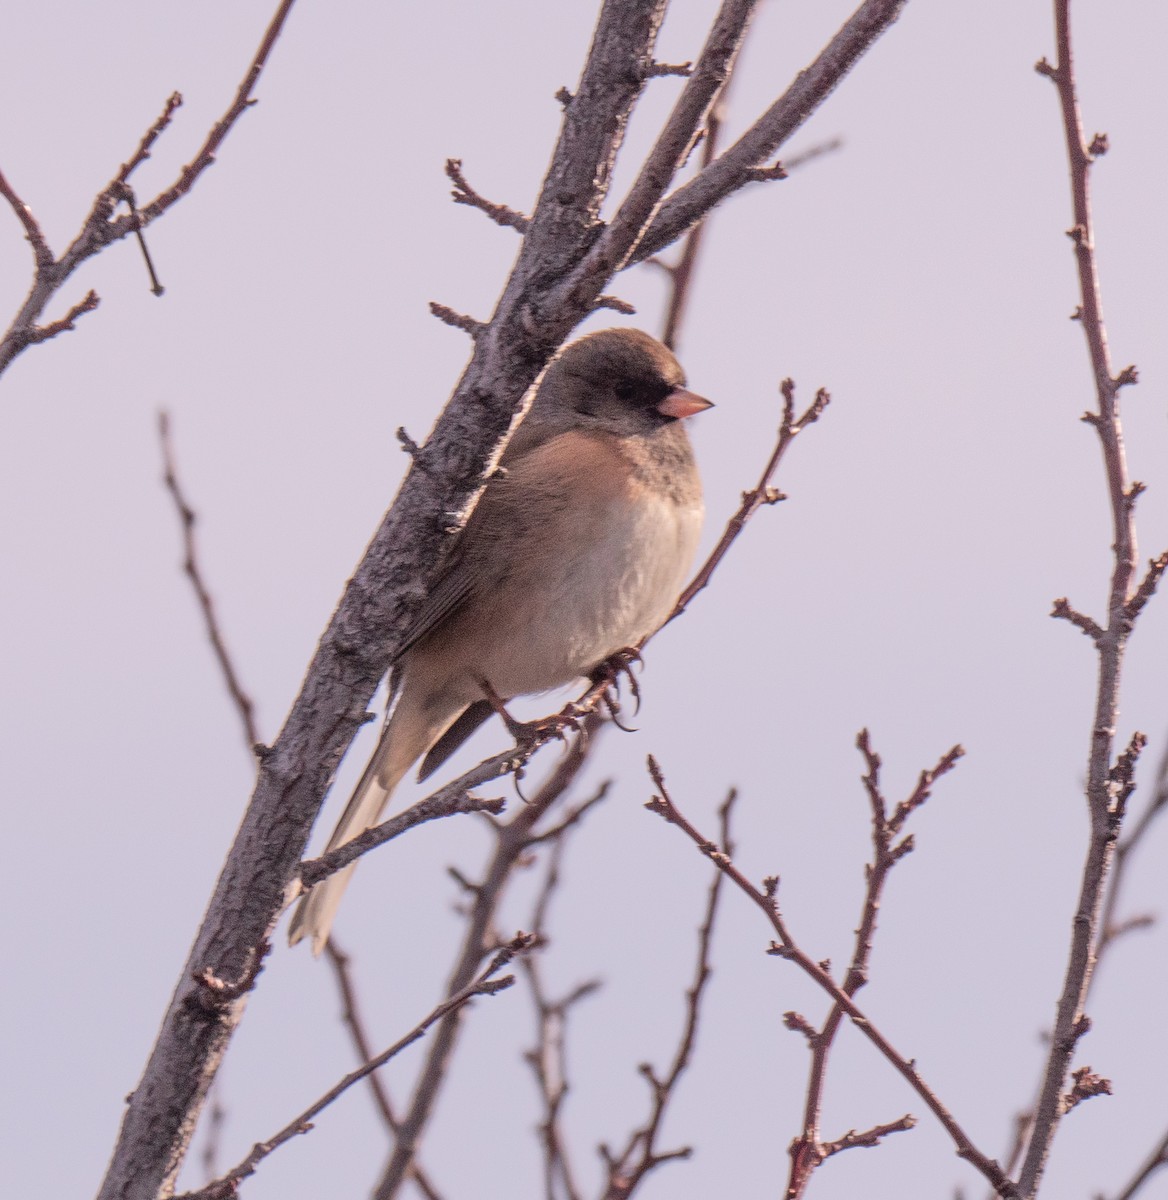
[657, 387, 714, 419]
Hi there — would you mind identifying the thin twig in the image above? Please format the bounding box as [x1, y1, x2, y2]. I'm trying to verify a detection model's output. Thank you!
[323, 941, 444, 1200]
[373, 719, 606, 1200]
[645, 758, 1014, 1196]
[158, 412, 260, 755]
[1018, 4, 1161, 1192]
[1107, 1127, 1168, 1200]
[137, 0, 299, 224]
[668, 378, 830, 626]
[1100, 737, 1168, 955]
[785, 731, 962, 1198]
[656, 64, 732, 351]
[176, 936, 533, 1200]
[600, 791, 735, 1199]
[445, 158, 529, 232]
[0, 0, 299, 380]
[0, 166, 53, 269]
[521, 831, 605, 1200]
[298, 759, 511, 889]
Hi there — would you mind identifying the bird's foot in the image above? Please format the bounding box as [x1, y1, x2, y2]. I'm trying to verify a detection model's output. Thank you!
[479, 679, 582, 748]
[587, 646, 643, 732]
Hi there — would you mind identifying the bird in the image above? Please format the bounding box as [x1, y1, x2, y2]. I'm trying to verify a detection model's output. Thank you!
[288, 327, 712, 953]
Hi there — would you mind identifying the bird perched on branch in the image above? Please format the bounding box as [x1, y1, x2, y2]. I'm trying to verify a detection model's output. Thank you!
[289, 327, 713, 953]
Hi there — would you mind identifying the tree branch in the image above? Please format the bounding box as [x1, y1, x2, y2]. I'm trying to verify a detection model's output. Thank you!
[1018, 4, 1159, 1191]
[785, 731, 962, 1198]
[644, 757, 1013, 1196]
[372, 721, 605, 1200]
[158, 412, 261, 755]
[98, 4, 914, 1192]
[630, 0, 907, 264]
[0, 0, 300, 381]
[600, 791, 734, 1199]
[175, 936, 532, 1200]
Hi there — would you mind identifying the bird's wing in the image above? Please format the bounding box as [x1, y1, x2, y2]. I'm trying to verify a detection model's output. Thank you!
[415, 698, 495, 780]
[390, 431, 554, 663]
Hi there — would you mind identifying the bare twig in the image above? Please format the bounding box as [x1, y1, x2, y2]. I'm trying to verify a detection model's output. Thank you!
[668, 378, 830, 625]
[820, 1115, 916, 1158]
[445, 158, 529, 232]
[1107, 1127, 1168, 1200]
[656, 63, 733, 352]
[1100, 737, 1168, 956]
[298, 755, 513, 889]
[428, 301, 486, 338]
[989, 733, 1168, 1200]
[785, 731, 963, 1198]
[176, 936, 533, 1200]
[136, 0, 299, 224]
[600, 791, 735, 1199]
[373, 719, 605, 1200]
[158, 412, 260, 755]
[521, 831, 605, 1200]
[1018, 5, 1162, 1193]
[0, 0, 300, 380]
[323, 941, 444, 1200]
[644, 758, 1014, 1196]
[0, 166, 53, 269]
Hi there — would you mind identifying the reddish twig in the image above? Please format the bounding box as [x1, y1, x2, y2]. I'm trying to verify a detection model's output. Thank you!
[785, 731, 962, 1198]
[655, 68, 732, 352]
[820, 1115, 916, 1159]
[372, 719, 606, 1200]
[158, 412, 261, 755]
[520, 831, 605, 1200]
[644, 757, 1014, 1196]
[298, 754, 512, 890]
[1019, 6, 1163, 1193]
[600, 791, 735, 1199]
[323, 941, 444, 1200]
[1107, 1127, 1168, 1200]
[138, 0, 299, 224]
[0, 166, 53, 270]
[0, 0, 299, 379]
[17, 289, 100, 347]
[445, 158, 529, 232]
[668, 378, 830, 626]
[175, 935, 532, 1200]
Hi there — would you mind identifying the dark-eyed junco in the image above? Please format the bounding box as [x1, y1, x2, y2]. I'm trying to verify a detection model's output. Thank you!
[289, 327, 712, 952]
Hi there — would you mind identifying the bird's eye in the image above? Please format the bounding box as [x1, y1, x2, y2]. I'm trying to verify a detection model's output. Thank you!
[615, 381, 637, 402]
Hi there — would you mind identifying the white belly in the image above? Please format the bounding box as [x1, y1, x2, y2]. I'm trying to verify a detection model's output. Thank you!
[466, 492, 702, 697]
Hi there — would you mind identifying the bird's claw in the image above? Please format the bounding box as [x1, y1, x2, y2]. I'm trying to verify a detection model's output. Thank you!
[588, 646, 644, 731]
[479, 678, 583, 748]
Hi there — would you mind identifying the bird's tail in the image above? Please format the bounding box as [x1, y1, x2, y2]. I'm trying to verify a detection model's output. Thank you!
[288, 697, 440, 954]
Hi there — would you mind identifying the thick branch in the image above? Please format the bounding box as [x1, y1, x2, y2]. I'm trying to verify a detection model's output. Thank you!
[631, 0, 907, 264]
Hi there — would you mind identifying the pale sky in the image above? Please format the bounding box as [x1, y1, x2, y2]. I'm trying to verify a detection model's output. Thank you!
[3, 3, 1167, 1199]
